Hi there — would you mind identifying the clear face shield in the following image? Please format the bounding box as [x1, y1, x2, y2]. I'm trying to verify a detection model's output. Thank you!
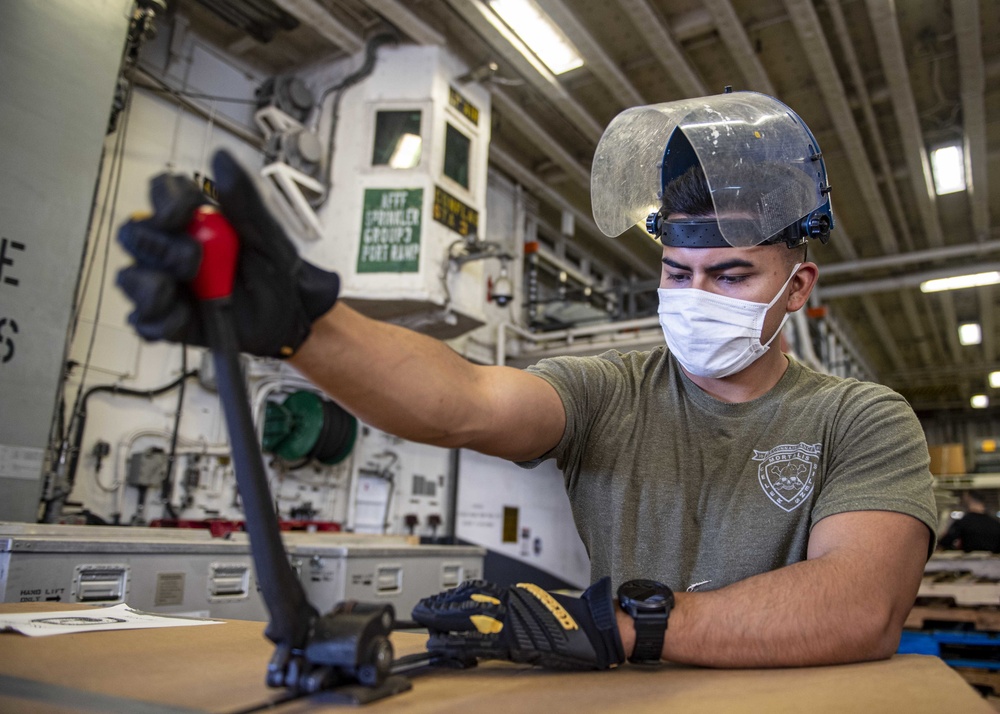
[591, 92, 833, 248]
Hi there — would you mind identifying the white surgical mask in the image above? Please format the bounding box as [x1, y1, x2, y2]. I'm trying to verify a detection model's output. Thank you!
[658, 264, 801, 379]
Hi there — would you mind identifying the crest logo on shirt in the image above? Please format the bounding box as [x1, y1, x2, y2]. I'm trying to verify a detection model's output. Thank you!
[752, 442, 821, 512]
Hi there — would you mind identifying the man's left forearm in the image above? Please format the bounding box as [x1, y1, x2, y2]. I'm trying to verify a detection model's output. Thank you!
[620, 558, 898, 667]
[616, 512, 928, 667]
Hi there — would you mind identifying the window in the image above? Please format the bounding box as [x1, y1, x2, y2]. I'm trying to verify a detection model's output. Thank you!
[372, 110, 422, 168]
[929, 144, 966, 195]
[443, 123, 471, 189]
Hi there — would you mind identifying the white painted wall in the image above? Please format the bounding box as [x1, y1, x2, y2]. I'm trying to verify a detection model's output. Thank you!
[456, 450, 591, 588]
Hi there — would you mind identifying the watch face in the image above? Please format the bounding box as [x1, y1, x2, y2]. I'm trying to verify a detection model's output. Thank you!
[618, 579, 673, 609]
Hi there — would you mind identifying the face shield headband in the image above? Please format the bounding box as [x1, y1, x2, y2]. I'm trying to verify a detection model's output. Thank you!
[648, 216, 811, 250]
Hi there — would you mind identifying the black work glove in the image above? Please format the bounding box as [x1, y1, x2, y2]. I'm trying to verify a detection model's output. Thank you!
[411, 577, 625, 671]
[116, 150, 339, 358]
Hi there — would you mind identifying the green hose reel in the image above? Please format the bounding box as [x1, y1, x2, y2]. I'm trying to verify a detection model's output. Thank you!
[262, 390, 358, 465]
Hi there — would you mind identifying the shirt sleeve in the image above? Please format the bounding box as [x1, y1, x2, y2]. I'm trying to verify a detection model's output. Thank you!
[516, 353, 628, 476]
[810, 381, 938, 556]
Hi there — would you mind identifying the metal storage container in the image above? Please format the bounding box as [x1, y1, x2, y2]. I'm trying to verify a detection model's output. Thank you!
[288, 541, 485, 618]
[0, 524, 485, 623]
[0, 531, 266, 620]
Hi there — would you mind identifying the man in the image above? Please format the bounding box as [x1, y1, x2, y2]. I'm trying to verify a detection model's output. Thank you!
[940, 490, 1000, 553]
[118, 91, 935, 671]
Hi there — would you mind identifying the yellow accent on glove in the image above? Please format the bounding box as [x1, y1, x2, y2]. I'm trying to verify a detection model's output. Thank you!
[470, 615, 504, 634]
[471, 593, 502, 606]
[516, 583, 579, 631]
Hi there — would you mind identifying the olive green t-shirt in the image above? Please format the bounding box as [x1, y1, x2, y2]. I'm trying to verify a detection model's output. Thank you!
[523, 348, 936, 592]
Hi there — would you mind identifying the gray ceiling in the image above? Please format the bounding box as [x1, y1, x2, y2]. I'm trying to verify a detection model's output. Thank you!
[172, 0, 1000, 415]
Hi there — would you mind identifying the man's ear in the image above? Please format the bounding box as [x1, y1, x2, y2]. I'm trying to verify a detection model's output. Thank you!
[787, 262, 819, 312]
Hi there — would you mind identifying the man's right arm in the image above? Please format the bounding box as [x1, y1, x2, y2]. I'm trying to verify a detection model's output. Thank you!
[116, 152, 566, 464]
[289, 302, 566, 463]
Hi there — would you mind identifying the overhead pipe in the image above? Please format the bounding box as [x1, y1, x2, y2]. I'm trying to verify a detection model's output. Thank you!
[817, 261, 1000, 300]
[820, 239, 1000, 277]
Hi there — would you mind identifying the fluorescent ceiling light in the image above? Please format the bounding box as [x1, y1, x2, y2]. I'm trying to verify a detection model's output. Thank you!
[990, 371, 1000, 389]
[388, 133, 422, 169]
[930, 144, 966, 195]
[971, 394, 989, 409]
[959, 322, 982, 346]
[489, 0, 584, 75]
[920, 271, 1000, 293]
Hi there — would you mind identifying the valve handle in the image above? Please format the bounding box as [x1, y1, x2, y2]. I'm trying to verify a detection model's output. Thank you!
[187, 205, 239, 301]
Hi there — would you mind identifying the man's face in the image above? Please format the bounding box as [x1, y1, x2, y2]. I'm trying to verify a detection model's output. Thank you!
[659, 243, 802, 347]
[659, 244, 794, 298]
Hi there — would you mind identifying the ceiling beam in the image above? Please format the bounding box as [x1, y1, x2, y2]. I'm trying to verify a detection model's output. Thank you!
[863, 0, 944, 248]
[535, 0, 646, 107]
[272, 0, 364, 54]
[861, 295, 907, 373]
[899, 291, 937, 367]
[782, 0, 900, 256]
[441, 0, 604, 143]
[616, 0, 707, 97]
[824, 0, 914, 252]
[951, 0, 990, 243]
[937, 292, 964, 365]
[701, 0, 775, 94]
[362, 0, 446, 46]
[489, 143, 660, 277]
[671, 8, 714, 42]
[489, 88, 591, 188]
[980, 286, 997, 364]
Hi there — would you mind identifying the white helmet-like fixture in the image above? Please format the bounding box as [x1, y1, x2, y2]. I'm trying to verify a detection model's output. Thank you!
[591, 90, 833, 249]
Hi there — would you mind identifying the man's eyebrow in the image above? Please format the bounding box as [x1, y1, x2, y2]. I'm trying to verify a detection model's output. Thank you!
[661, 258, 756, 272]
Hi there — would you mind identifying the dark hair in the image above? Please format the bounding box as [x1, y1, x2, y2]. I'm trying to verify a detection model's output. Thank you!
[660, 165, 714, 217]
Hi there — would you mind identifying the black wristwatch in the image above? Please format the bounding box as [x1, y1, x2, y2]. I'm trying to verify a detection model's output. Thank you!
[617, 579, 674, 664]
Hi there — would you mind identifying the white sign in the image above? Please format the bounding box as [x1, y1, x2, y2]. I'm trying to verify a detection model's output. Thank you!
[0, 603, 222, 637]
[0, 444, 44, 481]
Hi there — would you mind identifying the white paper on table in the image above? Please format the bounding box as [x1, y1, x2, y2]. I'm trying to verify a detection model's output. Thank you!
[0, 603, 224, 637]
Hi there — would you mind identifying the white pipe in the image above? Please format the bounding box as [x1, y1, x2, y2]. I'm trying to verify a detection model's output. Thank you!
[819, 239, 1000, 277]
[818, 261, 1000, 300]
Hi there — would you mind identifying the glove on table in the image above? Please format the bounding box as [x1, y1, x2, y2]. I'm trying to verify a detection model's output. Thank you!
[412, 577, 625, 671]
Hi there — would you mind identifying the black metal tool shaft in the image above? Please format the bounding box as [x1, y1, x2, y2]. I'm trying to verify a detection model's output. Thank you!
[201, 301, 318, 652]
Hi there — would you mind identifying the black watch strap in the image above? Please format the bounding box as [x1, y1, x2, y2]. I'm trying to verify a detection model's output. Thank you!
[630, 611, 667, 663]
[617, 579, 674, 664]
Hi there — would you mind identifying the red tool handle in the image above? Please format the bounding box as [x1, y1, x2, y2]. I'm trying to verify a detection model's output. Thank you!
[187, 206, 239, 301]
